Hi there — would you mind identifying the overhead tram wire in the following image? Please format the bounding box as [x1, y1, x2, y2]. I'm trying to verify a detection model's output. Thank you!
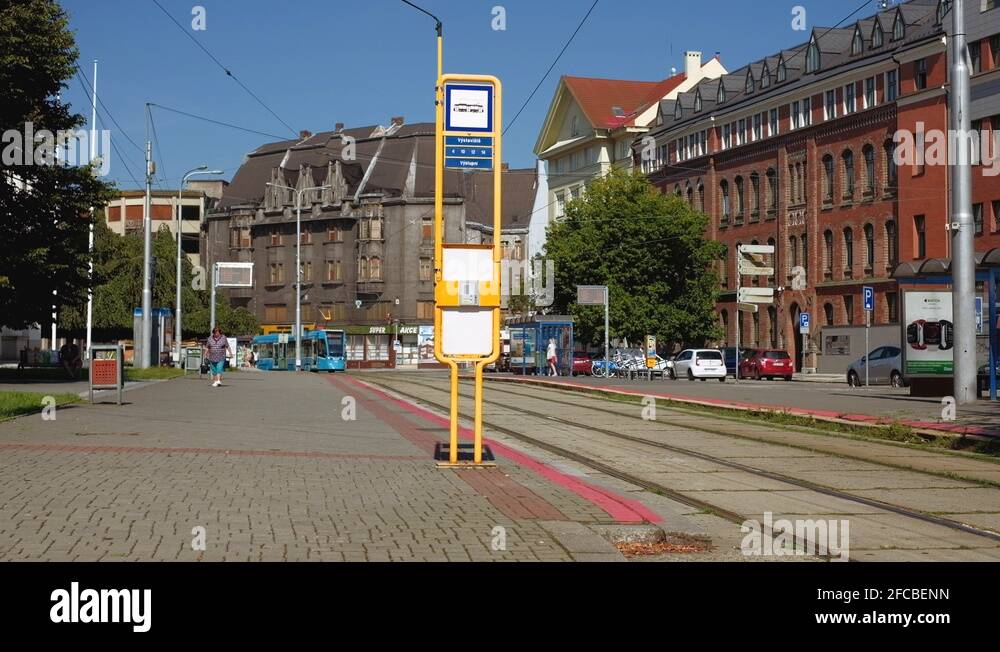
[72, 70, 143, 189]
[503, 0, 599, 137]
[149, 0, 297, 138]
[74, 63, 144, 155]
[147, 103, 291, 142]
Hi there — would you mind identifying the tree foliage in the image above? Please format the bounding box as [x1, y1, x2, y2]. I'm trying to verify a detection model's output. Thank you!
[0, 0, 117, 328]
[58, 221, 259, 339]
[544, 168, 723, 350]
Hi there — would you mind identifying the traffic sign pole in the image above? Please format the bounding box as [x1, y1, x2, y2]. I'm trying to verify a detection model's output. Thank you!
[863, 286, 873, 389]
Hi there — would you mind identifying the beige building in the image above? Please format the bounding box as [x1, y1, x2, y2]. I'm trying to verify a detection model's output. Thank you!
[532, 51, 727, 227]
[102, 180, 228, 267]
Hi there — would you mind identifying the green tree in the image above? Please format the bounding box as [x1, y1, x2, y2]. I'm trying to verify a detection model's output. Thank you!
[0, 0, 117, 327]
[545, 168, 723, 349]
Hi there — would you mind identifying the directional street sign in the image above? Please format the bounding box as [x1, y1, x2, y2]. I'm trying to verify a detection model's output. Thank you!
[736, 302, 759, 313]
[799, 312, 810, 334]
[738, 261, 774, 276]
[737, 287, 775, 304]
[738, 244, 776, 255]
[863, 286, 874, 312]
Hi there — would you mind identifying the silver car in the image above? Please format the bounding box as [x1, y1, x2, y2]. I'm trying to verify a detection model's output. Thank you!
[846, 346, 904, 387]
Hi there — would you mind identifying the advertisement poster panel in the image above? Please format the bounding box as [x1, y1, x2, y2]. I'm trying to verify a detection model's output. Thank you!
[903, 291, 954, 376]
[418, 326, 435, 364]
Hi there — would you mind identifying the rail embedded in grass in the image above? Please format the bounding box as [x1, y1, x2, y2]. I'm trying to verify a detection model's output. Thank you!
[0, 392, 80, 420]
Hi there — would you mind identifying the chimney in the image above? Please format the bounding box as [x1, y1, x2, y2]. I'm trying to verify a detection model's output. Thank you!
[299, 130, 313, 139]
[684, 51, 702, 79]
[335, 122, 344, 132]
[391, 116, 405, 127]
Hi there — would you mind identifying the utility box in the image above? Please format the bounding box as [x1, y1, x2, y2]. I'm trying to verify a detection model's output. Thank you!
[132, 308, 172, 367]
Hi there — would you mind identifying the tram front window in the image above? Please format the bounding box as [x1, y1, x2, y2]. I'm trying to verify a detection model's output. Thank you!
[327, 335, 345, 358]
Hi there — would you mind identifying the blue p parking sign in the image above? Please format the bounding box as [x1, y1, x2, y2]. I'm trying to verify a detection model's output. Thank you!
[799, 312, 809, 334]
[863, 286, 874, 312]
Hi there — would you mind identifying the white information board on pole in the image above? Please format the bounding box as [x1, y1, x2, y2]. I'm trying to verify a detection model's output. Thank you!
[441, 308, 493, 356]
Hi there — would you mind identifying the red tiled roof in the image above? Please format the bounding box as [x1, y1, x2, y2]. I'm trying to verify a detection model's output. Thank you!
[563, 72, 687, 129]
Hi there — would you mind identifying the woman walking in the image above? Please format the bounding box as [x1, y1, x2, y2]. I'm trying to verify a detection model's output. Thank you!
[204, 327, 231, 387]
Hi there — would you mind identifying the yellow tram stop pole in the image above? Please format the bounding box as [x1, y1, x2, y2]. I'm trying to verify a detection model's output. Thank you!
[433, 71, 502, 468]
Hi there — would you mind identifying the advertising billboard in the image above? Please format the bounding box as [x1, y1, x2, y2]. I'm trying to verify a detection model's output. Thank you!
[902, 291, 954, 376]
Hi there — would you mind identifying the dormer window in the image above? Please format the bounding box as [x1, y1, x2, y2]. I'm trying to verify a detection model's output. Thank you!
[745, 70, 755, 94]
[760, 63, 771, 88]
[892, 9, 905, 40]
[851, 27, 863, 55]
[806, 35, 820, 72]
[694, 90, 702, 112]
[936, 0, 950, 25]
[717, 83, 726, 104]
[674, 101, 682, 120]
[871, 21, 884, 48]
[776, 56, 787, 82]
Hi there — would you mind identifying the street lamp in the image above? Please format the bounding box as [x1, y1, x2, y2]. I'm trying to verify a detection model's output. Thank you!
[176, 166, 223, 367]
[266, 182, 330, 371]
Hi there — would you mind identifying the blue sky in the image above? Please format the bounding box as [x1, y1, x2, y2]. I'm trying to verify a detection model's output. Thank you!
[60, 0, 876, 190]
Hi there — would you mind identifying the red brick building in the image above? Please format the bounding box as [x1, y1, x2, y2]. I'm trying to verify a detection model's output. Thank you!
[640, 0, 1000, 373]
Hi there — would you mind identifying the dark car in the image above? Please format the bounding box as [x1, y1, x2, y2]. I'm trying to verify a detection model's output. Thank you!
[571, 351, 593, 376]
[739, 349, 794, 380]
[719, 347, 756, 376]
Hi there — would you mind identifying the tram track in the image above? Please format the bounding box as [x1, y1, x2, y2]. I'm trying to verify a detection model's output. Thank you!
[358, 374, 1000, 550]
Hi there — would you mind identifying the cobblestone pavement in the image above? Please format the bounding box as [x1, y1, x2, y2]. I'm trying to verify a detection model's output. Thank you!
[0, 372, 651, 562]
[361, 373, 1000, 561]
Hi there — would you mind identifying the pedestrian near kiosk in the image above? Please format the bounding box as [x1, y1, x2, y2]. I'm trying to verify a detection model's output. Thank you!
[204, 327, 231, 387]
[547, 338, 558, 377]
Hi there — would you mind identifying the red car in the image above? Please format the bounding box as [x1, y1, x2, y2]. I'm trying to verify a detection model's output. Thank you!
[571, 351, 593, 376]
[739, 349, 794, 380]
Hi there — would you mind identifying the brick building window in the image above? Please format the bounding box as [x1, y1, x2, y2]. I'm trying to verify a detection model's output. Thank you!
[302, 261, 312, 283]
[863, 145, 875, 195]
[328, 225, 342, 242]
[993, 200, 1000, 232]
[992, 34, 1000, 69]
[735, 176, 745, 218]
[270, 229, 282, 246]
[915, 58, 927, 90]
[417, 301, 434, 320]
[230, 226, 251, 249]
[789, 235, 799, 271]
[802, 233, 809, 277]
[844, 295, 854, 325]
[419, 257, 432, 281]
[750, 173, 760, 217]
[825, 89, 836, 120]
[300, 230, 312, 245]
[766, 168, 777, 214]
[914, 215, 926, 259]
[842, 150, 855, 199]
[884, 140, 897, 192]
[974, 203, 984, 235]
[844, 83, 856, 114]
[824, 303, 834, 326]
[886, 69, 898, 102]
[769, 108, 778, 136]
[887, 291, 898, 323]
[358, 257, 369, 280]
[720, 247, 729, 288]
[720, 180, 730, 219]
[370, 256, 382, 281]
[970, 40, 982, 74]
[843, 227, 854, 271]
[824, 230, 834, 274]
[864, 77, 876, 108]
[864, 223, 875, 269]
[698, 184, 705, 212]
[822, 155, 834, 203]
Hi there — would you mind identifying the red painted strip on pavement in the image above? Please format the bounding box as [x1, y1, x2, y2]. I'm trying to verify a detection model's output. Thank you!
[486, 376, 997, 437]
[0, 442, 425, 461]
[344, 375, 661, 524]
